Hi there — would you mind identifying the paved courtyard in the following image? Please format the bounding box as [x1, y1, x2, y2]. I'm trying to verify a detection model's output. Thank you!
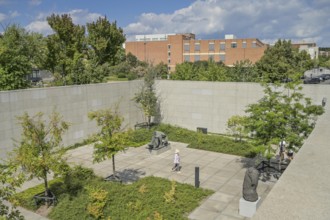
[19, 141, 276, 220]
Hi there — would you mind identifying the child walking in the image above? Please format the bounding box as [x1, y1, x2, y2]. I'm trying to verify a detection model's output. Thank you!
[172, 149, 181, 173]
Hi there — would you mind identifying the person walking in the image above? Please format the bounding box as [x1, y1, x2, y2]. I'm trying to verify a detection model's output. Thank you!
[279, 140, 286, 161]
[172, 149, 181, 173]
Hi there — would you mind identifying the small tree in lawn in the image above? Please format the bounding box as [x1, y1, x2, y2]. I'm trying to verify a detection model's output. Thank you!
[11, 111, 69, 198]
[88, 108, 129, 181]
[133, 67, 158, 127]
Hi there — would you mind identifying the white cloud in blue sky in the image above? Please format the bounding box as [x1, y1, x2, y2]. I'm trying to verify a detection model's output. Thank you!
[0, 0, 329, 47]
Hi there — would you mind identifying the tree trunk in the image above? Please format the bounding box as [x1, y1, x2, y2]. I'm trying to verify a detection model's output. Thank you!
[112, 155, 116, 176]
[148, 116, 151, 129]
[44, 169, 49, 197]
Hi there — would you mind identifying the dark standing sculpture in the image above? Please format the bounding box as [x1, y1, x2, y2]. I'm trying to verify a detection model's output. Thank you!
[243, 167, 260, 202]
[148, 131, 168, 149]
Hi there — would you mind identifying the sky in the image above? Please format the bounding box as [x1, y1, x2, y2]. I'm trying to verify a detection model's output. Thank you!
[0, 0, 329, 47]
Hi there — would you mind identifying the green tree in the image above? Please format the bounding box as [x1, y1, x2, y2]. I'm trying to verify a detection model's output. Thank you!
[171, 62, 196, 80]
[226, 115, 248, 142]
[46, 13, 85, 85]
[0, 25, 32, 90]
[133, 67, 159, 126]
[245, 82, 324, 154]
[86, 16, 125, 66]
[10, 111, 70, 197]
[199, 60, 227, 81]
[256, 39, 313, 83]
[0, 163, 25, 220]
[88, 108, 130, 181]
[228, 60, 258, 82]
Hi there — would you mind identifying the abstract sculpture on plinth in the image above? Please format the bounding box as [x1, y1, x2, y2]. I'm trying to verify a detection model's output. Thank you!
[242, 167, 260, 202]
[148, 131, 168, 149]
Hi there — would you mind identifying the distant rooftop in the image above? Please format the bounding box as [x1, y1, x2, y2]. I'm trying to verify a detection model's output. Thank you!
[135, 33, 175, 42]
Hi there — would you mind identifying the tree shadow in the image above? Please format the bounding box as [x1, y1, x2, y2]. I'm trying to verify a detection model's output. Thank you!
[109, 168, 147, 184]
[237, 154, 289, 183]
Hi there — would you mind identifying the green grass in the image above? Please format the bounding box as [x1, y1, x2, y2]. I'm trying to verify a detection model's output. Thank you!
[67, 123, 257, 157]
[14, 167, 213, 220]
[131, 123, 257, 157]
[105, 76, 129, 81]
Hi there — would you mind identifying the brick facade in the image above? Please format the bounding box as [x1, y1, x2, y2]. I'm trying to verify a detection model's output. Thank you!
[125, 33, 267, 71]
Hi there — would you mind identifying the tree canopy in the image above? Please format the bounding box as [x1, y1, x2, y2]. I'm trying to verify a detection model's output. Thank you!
[255, 40, 313, 83]
[0, 25, 34, 90]
[245, 82, 324, 153]
[10, 111, 70, 196]
[88, 108, 130, 180]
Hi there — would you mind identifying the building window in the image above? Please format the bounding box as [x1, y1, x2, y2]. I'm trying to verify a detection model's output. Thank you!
[184, 44, 190, 52]
[252, 41, 257, 48]
[168, 52, 171, 57]
[208, 55, 214, 61]
[168, 58, 171, 64]
[195, 43, 200, 51]
[209, 43, 215, 51]
[194, 55, 200, 61]
[231, 42, 237, 48]
[220, 54, 225, 62]
[168, 44, 171, 50]
[242, 41, 247, 48]
[220, 43, 225, 51]
[184, 55, 190, 62]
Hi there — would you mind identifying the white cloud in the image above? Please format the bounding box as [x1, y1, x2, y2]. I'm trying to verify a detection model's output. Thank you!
[25, 9, 103, 35]
[25, 20, 52, 35]
[124, 0, 330, 46]
[66, 9, 102, 25]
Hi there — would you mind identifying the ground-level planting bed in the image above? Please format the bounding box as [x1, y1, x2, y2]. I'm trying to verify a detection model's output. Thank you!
[130, 124, 257, 157]
[14, 167, 213, 220]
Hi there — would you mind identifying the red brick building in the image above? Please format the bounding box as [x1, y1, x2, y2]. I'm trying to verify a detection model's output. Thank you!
[125, 33, 267, 71]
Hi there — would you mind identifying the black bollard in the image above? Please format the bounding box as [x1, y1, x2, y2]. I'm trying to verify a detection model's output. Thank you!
[195, 166, 200, 188]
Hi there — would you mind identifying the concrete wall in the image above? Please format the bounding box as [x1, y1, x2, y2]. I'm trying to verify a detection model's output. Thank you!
[0, 81, 144, 159]
[2, 80, 328, 159]
[156, 81, 264, 133]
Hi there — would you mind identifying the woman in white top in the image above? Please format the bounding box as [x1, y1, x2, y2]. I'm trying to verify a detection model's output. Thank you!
[172, 149, 180, 172]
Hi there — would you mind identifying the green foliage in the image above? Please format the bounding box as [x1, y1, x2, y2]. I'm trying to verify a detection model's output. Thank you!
[46, 13, 85, 85]
[86, 186, 109, 219]
[0, 162, 25, 219]
[89, 107, 130, 176]
[133, 67, 159, 125]
[164, 180, 177, 203]
[0, 24, 34, 90]
[10, 110, 70, 196]
[228, 60, 258, 82]
[63, 166, 97, 196]
[245, 83, 324, 151]
[172, 60, 229, 81]
[131, 124, 256, 157]
[226, 115, 249, 141]
[87, 16, 125, 66]
[13, 178, 63, 211]
[16, 174, 212, 220]
[255, 39, 313, 83]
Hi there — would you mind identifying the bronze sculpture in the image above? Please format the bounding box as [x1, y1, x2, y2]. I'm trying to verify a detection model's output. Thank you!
[148, 131, 168, 149]
[242, 167, 260, 202]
